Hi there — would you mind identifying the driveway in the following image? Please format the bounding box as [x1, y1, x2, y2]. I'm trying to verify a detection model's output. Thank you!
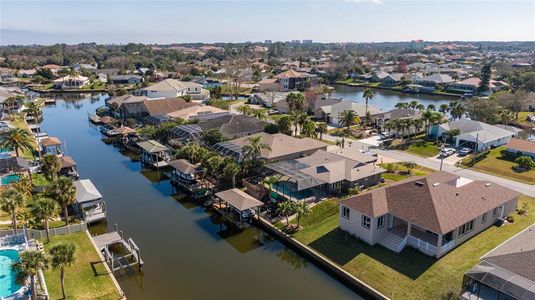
[429, 153, 465, 166]
[357, 135, 383, 147]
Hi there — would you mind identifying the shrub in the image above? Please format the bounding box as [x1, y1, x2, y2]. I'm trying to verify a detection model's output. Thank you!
[507, 215, 515, 223]
[517, 202, 529, 215]
[515, 155, 535, 170]
[458, 150, 490, 167]
[264, 123, 279, 134]
[383, 163, 398, 173]
[390, 138, 404, 148]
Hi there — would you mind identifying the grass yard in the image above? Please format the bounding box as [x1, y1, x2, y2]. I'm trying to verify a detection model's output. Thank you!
[32, 173, 51, 186]
[379, 163, 434, 182]
[42, 231, 122, 300]
[391, 137, 441, 158]
[514, 112, 534, 127]
[471, 146, 535, 184]
[291, 195, 535, 299]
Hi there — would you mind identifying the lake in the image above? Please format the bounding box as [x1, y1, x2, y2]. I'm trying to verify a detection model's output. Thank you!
[332, 84, 455, 111]
[39, 93, 361, 300]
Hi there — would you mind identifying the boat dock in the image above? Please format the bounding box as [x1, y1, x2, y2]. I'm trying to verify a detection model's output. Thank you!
[93, 229, 144, 274]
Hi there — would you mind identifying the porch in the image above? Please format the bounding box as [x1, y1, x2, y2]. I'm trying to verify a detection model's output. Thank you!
[387, 216, 455, 257]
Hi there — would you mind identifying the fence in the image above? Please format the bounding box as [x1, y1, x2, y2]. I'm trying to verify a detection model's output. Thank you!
[0, 222, 87, 239]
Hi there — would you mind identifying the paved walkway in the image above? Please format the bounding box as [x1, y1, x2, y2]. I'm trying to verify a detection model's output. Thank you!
[324, 133, 535, 197]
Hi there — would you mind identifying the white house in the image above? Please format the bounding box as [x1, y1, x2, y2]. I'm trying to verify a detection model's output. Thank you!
[142, 79, 209, 100]
[428, 119, 518, 151]
[315, 100, 382, 127]
[53, 75, 90, 90]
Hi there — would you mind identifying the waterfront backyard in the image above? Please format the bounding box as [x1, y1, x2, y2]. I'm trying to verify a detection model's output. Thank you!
[42, 231, 122, 300]
[291, 195, 535, 299]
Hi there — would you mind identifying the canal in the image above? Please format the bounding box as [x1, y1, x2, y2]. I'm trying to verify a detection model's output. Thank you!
[332, 84, 455, 111]
[39, 93, 361, 300]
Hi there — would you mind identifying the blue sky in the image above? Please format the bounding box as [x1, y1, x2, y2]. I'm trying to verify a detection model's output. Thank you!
[1, 0, 534, 45]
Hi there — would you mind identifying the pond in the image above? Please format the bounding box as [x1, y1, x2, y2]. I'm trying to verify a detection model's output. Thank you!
[332, 84, 455, 111]
[39, 93, 361, 300]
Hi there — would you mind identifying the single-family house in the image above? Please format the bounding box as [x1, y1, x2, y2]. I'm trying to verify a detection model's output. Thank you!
[119, 97, 198, 120]
[461, 223, 535, 300]
[428, 120, 517, 151]
[142, 79, 210, 100]
[273, 69, 318, 91]
[212, 132, 328, 163]
[448, 78, 508, 95]
[414, 73, 454, 91]
[265, 149, 384, 201]
[0, 67, 15, 83]
[315, 100, 383, 127]
[169, 114, 268, 143]
[53, 75, 90, 90]
[109, 75, 142, 85]
[504, 138, 535, 160]
[340, 171, 519, 258]
[192, 77, 222, 89]
[380, 73, 404, 86]
[371, 108, 422, 130]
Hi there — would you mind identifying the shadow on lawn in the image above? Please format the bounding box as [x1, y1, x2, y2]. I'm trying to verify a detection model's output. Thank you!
[308, 228, 436, 280]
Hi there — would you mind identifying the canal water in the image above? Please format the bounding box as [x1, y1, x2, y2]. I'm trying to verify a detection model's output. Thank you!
[332, 84, 454, 111]
[39, 93, 361, 300]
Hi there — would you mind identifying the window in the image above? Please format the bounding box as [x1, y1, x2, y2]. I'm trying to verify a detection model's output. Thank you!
[482, 213, 487, 224]
[458, 220, 475, 237]
[377, 216, 385, 229]
[341, 206, 350, 219]
[361, 215, 371, 229]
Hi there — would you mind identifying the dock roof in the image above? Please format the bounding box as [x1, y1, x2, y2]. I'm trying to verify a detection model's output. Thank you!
[215, 188, 264, 211]
[137, 140, 169, 153]
[74, 179, 102, 203]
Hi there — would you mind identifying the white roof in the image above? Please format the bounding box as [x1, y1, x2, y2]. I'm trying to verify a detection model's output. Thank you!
[440, 120, 515, 143]
[75, 179, 102, 203]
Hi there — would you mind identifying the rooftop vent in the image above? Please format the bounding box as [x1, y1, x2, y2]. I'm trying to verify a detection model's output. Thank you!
[432, 183, 440, 187]
[415, 181, 425, 187]
[485, 183, 492, 187]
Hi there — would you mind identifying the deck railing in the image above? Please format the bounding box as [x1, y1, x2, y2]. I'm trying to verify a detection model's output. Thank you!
[440, 239, 456, 254]
[408, 235, 437, 256]
[0, 223, 87, 239]
[397, 235, 408, 253]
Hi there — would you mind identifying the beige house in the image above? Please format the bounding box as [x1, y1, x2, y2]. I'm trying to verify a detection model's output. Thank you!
[340, 172, 519, 258]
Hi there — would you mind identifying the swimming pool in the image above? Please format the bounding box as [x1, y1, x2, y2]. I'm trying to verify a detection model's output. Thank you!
[1, 174, 20, 185]
[0, 249, 22, 298]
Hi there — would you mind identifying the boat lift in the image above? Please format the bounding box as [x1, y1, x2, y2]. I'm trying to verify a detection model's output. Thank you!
[93, 224, 144, 275]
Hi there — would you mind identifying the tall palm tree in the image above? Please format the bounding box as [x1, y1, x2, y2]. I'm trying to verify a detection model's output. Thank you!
[12, 250, 49, 300]
[300, 119, 317, 138]
[499, 110, 515, 128]
[49, 242, 77, 300]
[395, 102, 409, 109]
[427, 104, 436, 111]
[30, 197, 58, 243]
[290, 110, 306, 137]
[0, 187, 26, 233]
[338, 109, 361, 134]
[13, 176, 33, 197]
[439, 103, 450, 115]
[222, 162, 241, 188]
[251, 108, 268, 120]
[2, 128, 34, 158]
[362, 88, 374, 129]
[242, 136, 271, 174]
[415, 104, 425, 111]
[277, 200, 296, 227]
[315, 122, 328, 140]
[237, 105, 253, 116]
[294, 201, 311, 229]
[286, 92, 305, 113]
[203, 155, 223, 177]
[262, 176, 278, 198]
[41, 154, 61, 181]
[409, 100, 418, 110]
[49, 177, 76, 225]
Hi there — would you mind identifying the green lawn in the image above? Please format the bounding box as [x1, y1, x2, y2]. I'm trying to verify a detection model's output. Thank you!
[32, 173, 51, 186]
[514, 111, 534, 127]
[291, 195, 535, 299]
[391, 136, 441, 158]
[42, 231, 122, 300]
[471, 146, 535, 184]
[379, 163, 434, 182]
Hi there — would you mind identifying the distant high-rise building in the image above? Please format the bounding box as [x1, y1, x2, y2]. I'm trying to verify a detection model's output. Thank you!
[302, 40, 313, 44]
[291, 40, 301, 44]
[264, 40, 272, 44]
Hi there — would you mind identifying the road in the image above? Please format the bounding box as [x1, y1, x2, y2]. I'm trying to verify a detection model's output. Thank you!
[324, 133, 535, 197]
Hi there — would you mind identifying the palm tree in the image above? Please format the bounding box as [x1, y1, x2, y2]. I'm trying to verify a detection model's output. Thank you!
[362, 88, 374, 129]
[439, 103, 450, 114]
[41, 154, 61, 181]
[0, 187, 26, 233]
[30, 197, 58, 243]
[415, 104, 425, 111]
[294, 201, 311, 229]
[2, 128, 34, 158]
[286, 92, 305, 113]
[500, 110, 515, 128]
[300, 119, 317, 138]
[251, 108, 268, 120]
[203, 155, 223, 177]
[427, 104, 436, 111]
[409, 100, 418, 110]
[12, 250, 49, 300]
[242, 136, 271, 173]
[13, 176, 33, 197]
[49, 177, 76, 225]
[315, 122, 328, 140]
[49, 242, 76, 299]
[277, 200, 296, 227]
[222, 163, 241, 188]
[262, 176, 278, 198]
[23, 101, 42, 140]
[395, 102, 409, 109]
[237, 105, 253, 116]
[290, 110, 306, 137]
[338, 109, 361, 134]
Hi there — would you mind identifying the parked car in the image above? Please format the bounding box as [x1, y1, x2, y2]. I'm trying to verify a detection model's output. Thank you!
[440, 148, 456, 157]
[458, 147, 473, 156]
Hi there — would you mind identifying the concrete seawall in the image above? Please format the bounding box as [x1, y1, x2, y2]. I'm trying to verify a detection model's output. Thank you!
[254, 217, 389, 300]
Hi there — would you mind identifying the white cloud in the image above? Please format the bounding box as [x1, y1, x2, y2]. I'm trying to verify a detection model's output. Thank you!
[344, 0, 382, 4]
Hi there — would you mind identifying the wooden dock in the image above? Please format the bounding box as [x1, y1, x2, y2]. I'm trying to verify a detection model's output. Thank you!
[93, 231, 144, 273]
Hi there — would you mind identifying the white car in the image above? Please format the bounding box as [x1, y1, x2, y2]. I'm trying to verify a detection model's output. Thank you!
[440, 148, 456, 157]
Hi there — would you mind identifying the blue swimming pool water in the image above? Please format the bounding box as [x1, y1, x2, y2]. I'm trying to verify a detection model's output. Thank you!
[0, 249, 22, 297]
[1, 174, 20, 185]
